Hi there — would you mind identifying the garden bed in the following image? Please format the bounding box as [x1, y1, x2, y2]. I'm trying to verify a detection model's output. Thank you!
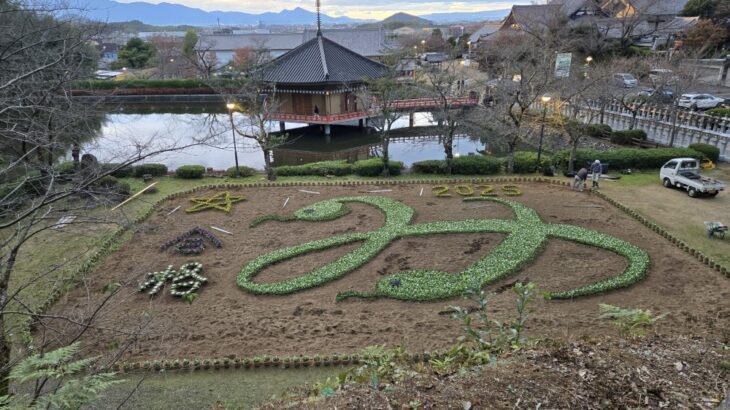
[46, 181, 730, 363]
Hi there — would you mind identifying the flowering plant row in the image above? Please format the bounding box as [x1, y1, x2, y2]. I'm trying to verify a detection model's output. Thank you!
[160, 227, 222, 255]
[138, 262, 207, 298]
[238, 195, 650, 301]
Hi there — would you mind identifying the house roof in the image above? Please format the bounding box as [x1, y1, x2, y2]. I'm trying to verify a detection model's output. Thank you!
[501, 4, 564, 31]
[261, 34, 388, 85]
[302, 29, 388, 57]
[469, 24, 500, 43]
[199, 33, 302, 52]
[198, 29, 388, 57]
[599, 0, 688, 17]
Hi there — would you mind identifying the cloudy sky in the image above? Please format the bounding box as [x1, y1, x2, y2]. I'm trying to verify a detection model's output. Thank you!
[115, 0, 531, 19]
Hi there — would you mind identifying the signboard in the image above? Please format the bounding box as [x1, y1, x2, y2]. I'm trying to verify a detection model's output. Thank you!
[555, 53, 572, 78]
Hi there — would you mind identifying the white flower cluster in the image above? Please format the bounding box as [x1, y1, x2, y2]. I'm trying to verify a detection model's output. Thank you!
[138, 262, 207, 299]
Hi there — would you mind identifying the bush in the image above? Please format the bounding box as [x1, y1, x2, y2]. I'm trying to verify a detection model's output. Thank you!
[274, 161, 352, 177]
[412, 156, 502, 175]
[132, 163, 168, 177]
[352, 158, 403, 177]
[511, 151, 552, 174]
[412, 160, 446, 174]
[554, 147, 703, 170]
[93, 175, 131, 196]
[55, 161, 76, 175]
[451, 155, 502, 175]
[226, 166, 257, 177]
[585, 124, 612, 139]
[175, 165, 206, 179]
[707, 107, 730, 117]
[688, 143, 720, 162]
[610, 130, 647, 145]
[102, 163, 134, 178]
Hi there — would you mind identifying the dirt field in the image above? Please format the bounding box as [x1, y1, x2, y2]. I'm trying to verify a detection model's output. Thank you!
[48, 182, 730, 361]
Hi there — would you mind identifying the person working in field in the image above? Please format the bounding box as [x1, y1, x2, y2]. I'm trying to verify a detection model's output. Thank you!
[573, 167, 588, 192]
[591, 159, 602, 189]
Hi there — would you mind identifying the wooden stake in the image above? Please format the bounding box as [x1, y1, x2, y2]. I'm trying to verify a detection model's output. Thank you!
[563, 205, 604, 209]
[110, 182, 158, 211]
[166, 206, 181, 216]
[282, 197, 290, 208]
[367, 189, 392, 193]
[419, 187, 424, 197]
[298, 189, 320, 195]
[211, 226, 233, 235]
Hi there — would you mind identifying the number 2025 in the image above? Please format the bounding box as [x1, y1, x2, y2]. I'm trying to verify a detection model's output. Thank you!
[432, 184, 522, 197]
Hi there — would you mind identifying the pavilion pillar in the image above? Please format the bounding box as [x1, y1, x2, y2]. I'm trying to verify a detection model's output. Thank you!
[358, 119, 364, 128]
[409, 112, 415, 128]
[324, 124, 331, 143]
[279, 121, 286, 132]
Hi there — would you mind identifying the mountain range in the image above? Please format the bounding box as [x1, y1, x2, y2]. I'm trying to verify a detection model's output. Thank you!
[73, 0, 511, 26]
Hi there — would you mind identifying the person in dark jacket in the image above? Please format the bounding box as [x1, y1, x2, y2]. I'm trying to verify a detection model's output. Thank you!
[573, 167, 588, 192]
[590, 159, 602, 189]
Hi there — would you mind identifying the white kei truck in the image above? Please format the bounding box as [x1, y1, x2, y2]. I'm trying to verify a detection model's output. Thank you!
[660, 158, 726, 198]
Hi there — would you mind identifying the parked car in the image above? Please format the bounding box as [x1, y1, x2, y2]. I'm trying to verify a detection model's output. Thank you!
[614, 73, 638, 88]
[637, 87, 675, 103]
[660, 158, 726, 197]
[677, 94, 725, 110]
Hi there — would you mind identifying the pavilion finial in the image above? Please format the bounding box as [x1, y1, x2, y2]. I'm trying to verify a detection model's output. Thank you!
[316, 0, 322, 35]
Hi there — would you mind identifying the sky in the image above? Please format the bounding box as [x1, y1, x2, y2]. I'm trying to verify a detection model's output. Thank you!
[114, 0, 532, 20]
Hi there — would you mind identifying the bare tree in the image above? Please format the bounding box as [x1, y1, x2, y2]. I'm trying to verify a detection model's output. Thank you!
[475, 33, 556, 173]
[357, 51, 415, 177]
[0, 1, 216, 397]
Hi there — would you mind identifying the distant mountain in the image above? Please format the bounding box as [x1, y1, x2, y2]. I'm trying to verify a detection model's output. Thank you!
[420, 9, 511, 23]
[381, 12, 432, 26]
[71, 0, 365, 26]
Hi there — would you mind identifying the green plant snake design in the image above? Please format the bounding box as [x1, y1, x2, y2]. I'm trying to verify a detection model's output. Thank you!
[237, 196, 650, 301]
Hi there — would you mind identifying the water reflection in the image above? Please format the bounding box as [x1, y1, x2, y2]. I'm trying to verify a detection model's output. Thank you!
[76, 105, 494, 170]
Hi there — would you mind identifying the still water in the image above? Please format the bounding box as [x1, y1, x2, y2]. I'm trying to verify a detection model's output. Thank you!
[77, 106, 491, 170]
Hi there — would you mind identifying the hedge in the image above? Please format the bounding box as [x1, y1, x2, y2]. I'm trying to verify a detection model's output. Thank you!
[132, 163, 168, 177]
[55, 161, 76, 175]
[226, 166, 257, 177]
[352, 159, 403, 177]
[274, 160, 353, 177]
[411, 160, 446, 174]
[511, 151, 552, 174]
[554, 147, 703, 170]
[412, 156, 502, 175]
[688, 143, 720, 162]
[93, 175, 131, 196]
[585, 124, 612, 139]
[102, 163, 134, 178]
[707, 107, 730, 117]
[175, 165, 206, 179]
[610, 130, 647, 145]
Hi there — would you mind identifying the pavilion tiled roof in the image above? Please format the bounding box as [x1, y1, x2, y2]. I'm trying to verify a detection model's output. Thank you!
[261, 34, 388, 85]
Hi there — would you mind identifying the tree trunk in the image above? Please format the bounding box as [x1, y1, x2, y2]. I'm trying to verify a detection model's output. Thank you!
[568, 139, 579, 174]
[263, 149, 276, 181]
[443, 136, 453, 175]
[381, 135, 390, 178]
[668, 109, 679, 147]
[0, 288, 10, 396]
[629, 111, 637, 130]
[507, 142, 516, 174]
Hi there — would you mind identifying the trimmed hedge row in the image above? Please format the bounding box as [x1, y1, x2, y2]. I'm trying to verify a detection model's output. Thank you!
[274, 160, 353, 177]
[133, 163, 168, 177]
[352, 159, 404, 177]
[511, 152, 552, 174]
[585, 124, 613, 139]
[226, 166, 257, 177]
[175, 165, 206, 179]
[707, 107, 730, 117]
[554, 147, 703, 170]
[412, 155, 502, 175]
[688, 143, 720, 162]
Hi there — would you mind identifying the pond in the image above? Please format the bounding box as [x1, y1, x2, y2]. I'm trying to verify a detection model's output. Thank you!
[73, 104, 497, 170]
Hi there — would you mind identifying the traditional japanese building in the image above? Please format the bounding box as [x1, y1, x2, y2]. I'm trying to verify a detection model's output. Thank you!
[261, 1, 388, 136]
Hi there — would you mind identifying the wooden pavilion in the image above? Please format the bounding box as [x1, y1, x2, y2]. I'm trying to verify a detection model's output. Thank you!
[261, 1, 388, 136]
